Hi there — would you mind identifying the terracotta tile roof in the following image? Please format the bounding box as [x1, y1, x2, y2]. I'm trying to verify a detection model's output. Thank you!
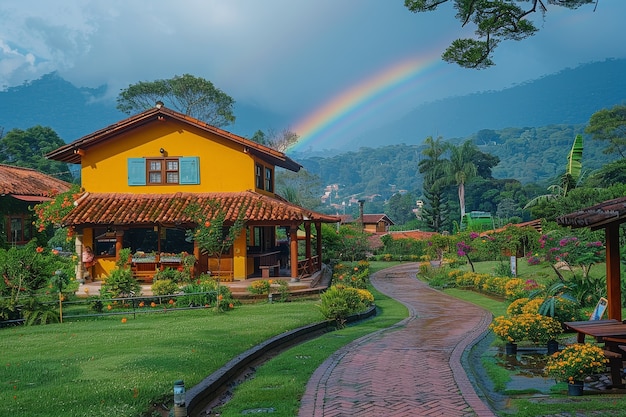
[385, 230, 438, 240]
[557, 196, 626, 230]
[45, 106, 301, 172]
[0, 164, 71, 198]
[61, 191, 340, 227]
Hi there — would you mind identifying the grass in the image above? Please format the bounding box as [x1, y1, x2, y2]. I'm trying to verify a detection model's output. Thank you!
[213, 275, 408, 416]
[1, 301, 324, 417]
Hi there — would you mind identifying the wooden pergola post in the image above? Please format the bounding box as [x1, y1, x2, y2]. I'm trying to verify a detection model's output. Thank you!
[290, 226, 299, 278]
[605, 224, 622, 321]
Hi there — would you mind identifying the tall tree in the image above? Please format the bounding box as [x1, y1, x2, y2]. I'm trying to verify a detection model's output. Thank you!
[0, 126, 73, 182]
[585, 104, 626, 158]
[249, 128, 299, 152]
[117, 74, 235, 128]
[442, 140, 478, 223]
[386, 192, 417, 226]
[418, 136, 449, 232]
[404, 0, 596, 69]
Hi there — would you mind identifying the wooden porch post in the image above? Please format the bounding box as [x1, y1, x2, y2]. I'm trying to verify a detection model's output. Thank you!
[290, 226, 298, 278]
[605, 224, 622, 321]
[316, 222, 322, 271]
[305, 222, 312, 274]
[115, 230, 124, 262]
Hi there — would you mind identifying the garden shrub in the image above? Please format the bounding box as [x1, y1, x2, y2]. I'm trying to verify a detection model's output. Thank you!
[332, 261, 370, 289]
[179, 277, 236, 311]
[153, 267, 187, 284]
[319, 285, 373, 327]
[151, 279, 179, 296]
[100, 268, 141, 298]
[248, 279, 271, 294]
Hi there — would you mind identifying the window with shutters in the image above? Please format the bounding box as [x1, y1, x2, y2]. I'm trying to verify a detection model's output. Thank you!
[127, 157, 199, 186]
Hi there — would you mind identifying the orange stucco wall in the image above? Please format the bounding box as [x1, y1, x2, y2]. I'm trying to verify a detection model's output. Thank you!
[80, 120, 266, 193]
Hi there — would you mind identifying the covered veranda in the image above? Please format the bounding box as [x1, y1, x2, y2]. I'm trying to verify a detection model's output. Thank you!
[557, 196, 626, 321]
[61, 191, 339, 282]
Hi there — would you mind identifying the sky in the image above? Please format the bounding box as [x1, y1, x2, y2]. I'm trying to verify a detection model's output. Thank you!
[0, 1, 624, 152]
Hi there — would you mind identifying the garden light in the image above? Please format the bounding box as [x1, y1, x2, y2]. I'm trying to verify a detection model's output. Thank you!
[173, 380, 187, 417]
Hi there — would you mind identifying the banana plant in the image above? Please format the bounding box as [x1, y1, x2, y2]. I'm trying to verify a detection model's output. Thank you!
[524, 134, 584, 209]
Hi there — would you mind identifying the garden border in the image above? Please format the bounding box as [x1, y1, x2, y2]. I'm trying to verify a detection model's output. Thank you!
[185, 305, 377, 416]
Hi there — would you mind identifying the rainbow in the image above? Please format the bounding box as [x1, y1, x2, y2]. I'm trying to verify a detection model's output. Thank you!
[289, 49, 449, 152]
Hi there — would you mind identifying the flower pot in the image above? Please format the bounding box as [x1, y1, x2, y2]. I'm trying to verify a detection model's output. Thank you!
[505, 342, 518, 355]
[568, 380, 584, 396]
[547, 339, 559, 355]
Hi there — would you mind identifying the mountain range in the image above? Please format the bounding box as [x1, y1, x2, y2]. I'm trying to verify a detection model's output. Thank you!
[0, 59, 625, 159]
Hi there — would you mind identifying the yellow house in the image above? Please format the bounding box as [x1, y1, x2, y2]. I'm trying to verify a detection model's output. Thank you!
[46, 104, 338, 282]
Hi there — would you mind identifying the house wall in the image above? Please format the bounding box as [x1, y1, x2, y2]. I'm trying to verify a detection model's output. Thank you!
[80, 120, 267, 193]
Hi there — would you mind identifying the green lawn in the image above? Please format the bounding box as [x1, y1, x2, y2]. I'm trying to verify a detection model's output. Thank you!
[1, 301, 324, 417]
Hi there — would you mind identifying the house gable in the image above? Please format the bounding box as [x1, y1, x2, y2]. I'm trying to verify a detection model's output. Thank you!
[46, 106, 301, 195]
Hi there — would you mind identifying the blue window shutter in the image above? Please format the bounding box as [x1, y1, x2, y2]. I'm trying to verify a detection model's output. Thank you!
[180, 157, 200, 184]
[127, 158, 146, 185]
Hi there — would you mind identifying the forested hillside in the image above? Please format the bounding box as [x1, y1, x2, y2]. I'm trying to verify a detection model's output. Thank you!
[298, 125, 616, 211]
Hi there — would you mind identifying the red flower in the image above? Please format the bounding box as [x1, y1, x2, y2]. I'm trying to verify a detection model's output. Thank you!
[36, 246, 44, 253]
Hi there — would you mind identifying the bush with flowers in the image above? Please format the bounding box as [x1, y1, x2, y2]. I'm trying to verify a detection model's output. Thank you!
[490, 313, 563, 345]
[319, 284, 374, 327]
[332, 261, 370, 289]
[248, 279, 272, 294]
[545, 343, 608, 383]
[490, 315, 529, 343]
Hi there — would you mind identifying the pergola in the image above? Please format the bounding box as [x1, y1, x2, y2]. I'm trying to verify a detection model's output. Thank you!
[556, 196, 626, 321]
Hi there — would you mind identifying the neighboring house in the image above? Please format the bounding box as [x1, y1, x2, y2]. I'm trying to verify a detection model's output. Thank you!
[46, 104, 338, 282]
[0, 164, 71, 247]
[362, 214, 395, 234]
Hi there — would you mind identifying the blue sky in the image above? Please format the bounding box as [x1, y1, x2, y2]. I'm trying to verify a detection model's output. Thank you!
[0, 1, 624, 148]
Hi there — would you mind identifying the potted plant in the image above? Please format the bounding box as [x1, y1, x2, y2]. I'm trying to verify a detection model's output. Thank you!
[545, 343, 608, 395]
[489, 315, 528, 354]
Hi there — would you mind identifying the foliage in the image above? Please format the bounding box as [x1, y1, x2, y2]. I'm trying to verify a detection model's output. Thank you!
[0, 126, 73, 182]
[490, 313, 562, 345]
[100, 268, 141, 299]
[332, 261, 370, 289]
[21, 298, 59, 326]
[248, 279, 272, 295]
[116, 74, 235, 127]
[249, 128, 299, 152]
[33, 184, 81, 233]
[153, 267, 188, 284]
[404, 0, 595, 69]
[545, 343, 608, 383]
[318, 284, 374, 328]
[151, 279, 179, 296]
[333, 225, 371, 262]
[179, 277, 235, 311]
[585, 104, 626, 158]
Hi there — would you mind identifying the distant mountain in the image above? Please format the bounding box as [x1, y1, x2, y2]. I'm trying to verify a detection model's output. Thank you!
[342, 59, 626, 150]
[0, 72, 125, 142]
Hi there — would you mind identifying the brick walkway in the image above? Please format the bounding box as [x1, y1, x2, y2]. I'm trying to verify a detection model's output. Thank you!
[299, 263, 495, 417]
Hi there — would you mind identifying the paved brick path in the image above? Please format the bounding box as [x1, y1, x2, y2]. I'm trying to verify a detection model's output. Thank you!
[299, 263, 495, 417]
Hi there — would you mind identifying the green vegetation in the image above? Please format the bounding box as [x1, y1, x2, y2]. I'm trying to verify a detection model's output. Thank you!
[0, 301, 324, 417]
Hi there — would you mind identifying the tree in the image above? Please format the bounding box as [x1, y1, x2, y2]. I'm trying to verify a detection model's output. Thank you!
[275, 169, 323, 211]
[404, 0, 596, 69]
[442, 140, 478, 223]
[0, 126, 73, 182]
[117, 74, 236, 127]
[585, 104, 626, 158]
[387, 192, 417, 226]
[419, 136, 449, 232]
[249, 128, 299, 152]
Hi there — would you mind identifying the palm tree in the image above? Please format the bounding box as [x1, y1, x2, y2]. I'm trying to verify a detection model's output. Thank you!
[442, 140, 478, 223]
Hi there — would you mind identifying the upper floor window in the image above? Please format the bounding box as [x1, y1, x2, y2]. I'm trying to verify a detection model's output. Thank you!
[5, 215, 33, 245]
[264, 167, 273, 192]
[254, 163, 274, 192]
[148, 159, 179, 184]
[128, 157, 199, 186]
[255, 164, 264, 189]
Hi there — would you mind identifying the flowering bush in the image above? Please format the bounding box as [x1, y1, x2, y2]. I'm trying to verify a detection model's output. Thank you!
[545, 343, 608, 383]
[248, 279, 271, 294]
[490, 313, 562, 344]
[319, 285, 374, 327]
[333, 261, 370, 289]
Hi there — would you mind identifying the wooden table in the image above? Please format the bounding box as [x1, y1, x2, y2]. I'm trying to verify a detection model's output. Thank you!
[564, 319, 626, 388]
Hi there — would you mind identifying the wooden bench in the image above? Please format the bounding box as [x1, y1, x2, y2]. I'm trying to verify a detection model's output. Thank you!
[602, 336, 626, 388]
[208, 258, 234, 282]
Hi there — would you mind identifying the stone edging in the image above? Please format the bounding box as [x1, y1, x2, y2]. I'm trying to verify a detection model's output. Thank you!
[186, 304, 377, 416]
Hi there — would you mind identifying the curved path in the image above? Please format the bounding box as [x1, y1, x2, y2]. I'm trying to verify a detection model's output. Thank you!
[299, 263, 495, 417]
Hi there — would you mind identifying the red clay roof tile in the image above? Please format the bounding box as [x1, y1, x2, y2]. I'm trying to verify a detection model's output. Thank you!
[0, 164, 71, 197]
[62, 191, 339, 226]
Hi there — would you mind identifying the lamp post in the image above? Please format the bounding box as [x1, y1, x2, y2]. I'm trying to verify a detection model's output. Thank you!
[173, 380, 187, 417]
